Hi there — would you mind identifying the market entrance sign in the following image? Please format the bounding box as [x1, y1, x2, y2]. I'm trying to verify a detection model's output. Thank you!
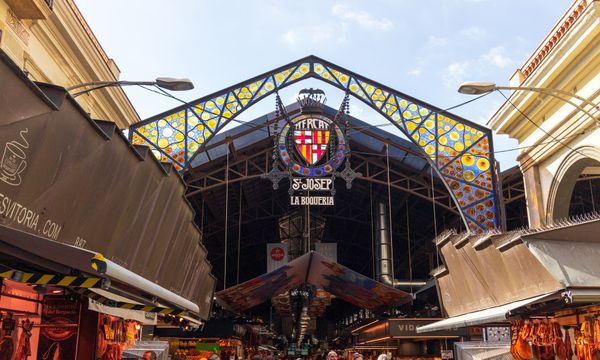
[263, 88, 360, 206]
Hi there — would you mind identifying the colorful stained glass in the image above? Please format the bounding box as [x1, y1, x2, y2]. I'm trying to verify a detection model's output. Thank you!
[130, 56, 499, 232]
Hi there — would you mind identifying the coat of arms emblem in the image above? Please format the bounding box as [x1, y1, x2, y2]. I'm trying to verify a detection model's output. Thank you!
[293, 121, 330, 166]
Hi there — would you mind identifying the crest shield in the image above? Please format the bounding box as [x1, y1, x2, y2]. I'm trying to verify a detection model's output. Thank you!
[293, 128, 330, 165]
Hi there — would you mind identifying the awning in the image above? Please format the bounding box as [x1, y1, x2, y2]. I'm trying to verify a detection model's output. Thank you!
[0, 225, 200, 315]
[0, 49, 215, 319]
[416, 293, 552, 333]
[89, 300, 157, 325]
[431, 216, 600, 319]
[217, 251, 411, 313]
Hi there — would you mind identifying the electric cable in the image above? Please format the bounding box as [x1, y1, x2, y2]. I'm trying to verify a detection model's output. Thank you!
[223, 142, 229, 290]
[431, 166, 439, 267]
[385, 144, 396, 284]
[237, 183, 242, 285]
[497, 90, 589, 159]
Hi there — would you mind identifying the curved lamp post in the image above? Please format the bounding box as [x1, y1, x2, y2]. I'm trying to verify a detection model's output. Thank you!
[67, 77, 194, 97]
[458, 81, 599, 123]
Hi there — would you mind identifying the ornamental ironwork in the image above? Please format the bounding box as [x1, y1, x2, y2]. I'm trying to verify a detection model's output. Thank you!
[129, 55, 500, 233]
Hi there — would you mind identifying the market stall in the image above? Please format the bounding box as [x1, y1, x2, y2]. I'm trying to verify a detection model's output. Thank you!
[418, 218, 600, 359]
[0, 279, 42, 360]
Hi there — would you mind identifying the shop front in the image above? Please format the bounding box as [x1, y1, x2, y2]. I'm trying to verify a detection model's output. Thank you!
[417, 217, 600, 359]
[0, 46, 216, 359]
[354, 318, 467, 360]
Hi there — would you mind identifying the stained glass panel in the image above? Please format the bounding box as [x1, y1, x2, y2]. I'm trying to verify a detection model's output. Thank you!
[130, 56, 499, 232]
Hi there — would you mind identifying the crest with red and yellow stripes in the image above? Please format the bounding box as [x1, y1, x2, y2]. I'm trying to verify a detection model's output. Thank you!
[293, 129, 330, 165]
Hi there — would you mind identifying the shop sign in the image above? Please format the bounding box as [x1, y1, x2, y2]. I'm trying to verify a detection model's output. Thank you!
[37, 295, 80, 360]
[0, 127, 63, 241]
[388, 319, 467, 337]
[281, 114, 343, 207]
[358, 319, 467, 342]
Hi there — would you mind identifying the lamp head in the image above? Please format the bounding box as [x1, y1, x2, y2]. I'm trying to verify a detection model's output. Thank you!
[155, 77, 194, 91]
[458, 81, 497, 95]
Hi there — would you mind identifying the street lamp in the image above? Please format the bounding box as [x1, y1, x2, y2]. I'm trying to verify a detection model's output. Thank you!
[458, 81, 599, 122]
[67, 77, 194, 97]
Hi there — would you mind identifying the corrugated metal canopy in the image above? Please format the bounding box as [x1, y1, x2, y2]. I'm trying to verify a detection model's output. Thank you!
[432, 215, 600, 320]
[0, 50, 215, 319]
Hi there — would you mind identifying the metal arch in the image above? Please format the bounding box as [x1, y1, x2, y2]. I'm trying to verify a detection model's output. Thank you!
[129, 55, 499, 232]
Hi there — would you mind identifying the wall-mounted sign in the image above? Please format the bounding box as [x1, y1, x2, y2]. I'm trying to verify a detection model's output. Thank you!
[357, 319, 467, 343]
[266, 243, 289, 272]
[37, 295, 80, 360]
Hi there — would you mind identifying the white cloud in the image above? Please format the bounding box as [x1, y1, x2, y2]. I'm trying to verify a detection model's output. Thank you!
[350, 104, 365, 117]
[428, 35, 447, 46]
[460, 26, 486, 40]
[481, 46, 514, 68]
[408, 68, 422, 77]
[331, 4, 394, 31]
[441, 46, 516, 89]
[281, 24, 347, 47]
[443, 61, 470, 89]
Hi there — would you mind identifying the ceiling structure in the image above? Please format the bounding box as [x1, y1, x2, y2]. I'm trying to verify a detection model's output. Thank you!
[129, 55, 500, 233]
[185, 103, 463, 297]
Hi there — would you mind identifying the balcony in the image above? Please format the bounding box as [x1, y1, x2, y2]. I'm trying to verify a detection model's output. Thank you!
[5, 0, 53, 19]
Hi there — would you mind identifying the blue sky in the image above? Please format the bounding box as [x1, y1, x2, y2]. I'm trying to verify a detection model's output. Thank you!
[75, 0, 570, 169]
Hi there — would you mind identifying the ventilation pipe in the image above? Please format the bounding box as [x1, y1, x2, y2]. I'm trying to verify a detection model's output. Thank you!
[375, 201, 427, 288]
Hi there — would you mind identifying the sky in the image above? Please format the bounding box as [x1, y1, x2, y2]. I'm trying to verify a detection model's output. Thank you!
[75, 0, 571, 169]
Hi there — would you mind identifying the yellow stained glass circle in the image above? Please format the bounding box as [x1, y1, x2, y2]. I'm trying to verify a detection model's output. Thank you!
[461, 154, 475, 166]
[453, 142, 465, 152]
[477, 158, 490, 171]
[463, 170, 475, 182]
[157, 139, 168, 148]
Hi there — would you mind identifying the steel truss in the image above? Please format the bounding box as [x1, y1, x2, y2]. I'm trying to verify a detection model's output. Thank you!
[130, 56, 499, 232]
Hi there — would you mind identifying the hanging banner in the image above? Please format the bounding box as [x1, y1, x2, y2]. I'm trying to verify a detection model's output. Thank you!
[37, 295, 80, 360]
[315, 243, 337, 262]
[267, 243, 289, 272]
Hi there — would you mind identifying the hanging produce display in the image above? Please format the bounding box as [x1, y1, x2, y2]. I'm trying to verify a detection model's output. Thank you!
[510, 320, 573, 360]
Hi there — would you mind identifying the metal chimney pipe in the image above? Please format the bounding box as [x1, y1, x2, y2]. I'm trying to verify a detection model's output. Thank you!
[376, 201, 427, 288]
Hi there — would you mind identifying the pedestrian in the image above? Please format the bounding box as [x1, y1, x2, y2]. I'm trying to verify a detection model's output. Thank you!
[142, 351, 157, 360]
[353, 353, 363, 360]
[327, 351, 338, 360]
